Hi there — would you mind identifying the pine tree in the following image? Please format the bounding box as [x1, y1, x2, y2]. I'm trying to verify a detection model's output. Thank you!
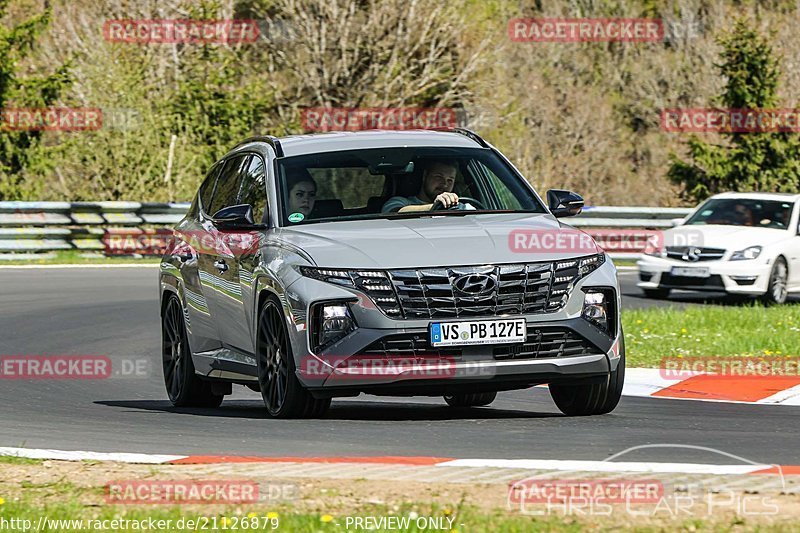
[667, 18, 800, 203]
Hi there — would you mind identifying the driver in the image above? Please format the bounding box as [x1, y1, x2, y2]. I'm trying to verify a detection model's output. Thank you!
[381, 160, 462, 213]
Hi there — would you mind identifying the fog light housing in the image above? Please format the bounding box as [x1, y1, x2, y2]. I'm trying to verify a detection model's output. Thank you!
[311, 302, 357, 352]
[582, 289, 615, 336]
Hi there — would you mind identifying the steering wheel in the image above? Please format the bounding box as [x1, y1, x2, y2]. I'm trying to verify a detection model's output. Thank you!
[430, 196, 486, 211]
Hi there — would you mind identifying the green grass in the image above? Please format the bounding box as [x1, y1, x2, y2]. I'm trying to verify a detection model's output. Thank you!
[0, 495, 790, 532]
[0, 456, 43, 466]
[0, 250, 159, 265]
[622, 304, 800, 367]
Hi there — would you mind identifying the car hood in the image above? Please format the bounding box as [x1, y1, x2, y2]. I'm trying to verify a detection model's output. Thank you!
[665, 224, 790, 249]
[274, 213, 601, 269]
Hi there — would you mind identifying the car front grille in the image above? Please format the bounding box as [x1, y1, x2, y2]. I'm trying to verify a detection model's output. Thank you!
[360, 327, 601, 361]
[665, 246, 726, 262]
[379, 260, 582, 319]
[493, 326, 601, 360]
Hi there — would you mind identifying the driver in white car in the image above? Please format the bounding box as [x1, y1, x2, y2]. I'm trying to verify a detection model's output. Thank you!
[382, 160, 466, 213]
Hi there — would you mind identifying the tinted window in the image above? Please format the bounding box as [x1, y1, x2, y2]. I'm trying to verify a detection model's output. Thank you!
[208, 155, 250, 216]
[685, 198, 793, 229]
[199, 163, 222, 213]
[276, 147, 544, 225]
[237, 155, 268, 224]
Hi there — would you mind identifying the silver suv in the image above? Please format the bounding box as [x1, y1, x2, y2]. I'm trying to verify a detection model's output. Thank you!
[159, 129, 625, 418]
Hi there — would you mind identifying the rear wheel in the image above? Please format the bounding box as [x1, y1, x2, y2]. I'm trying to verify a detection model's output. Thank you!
[642, 288, 671, 299]
[549, 335, 625, 416]
[444, 391, 497, 407]
[762, 257, 788, 305]
[257, 297, 330, 418]
[162, 294, 223, 407]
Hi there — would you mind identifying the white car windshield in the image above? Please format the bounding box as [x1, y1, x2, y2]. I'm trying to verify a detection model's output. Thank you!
[685, 198, 793, 229]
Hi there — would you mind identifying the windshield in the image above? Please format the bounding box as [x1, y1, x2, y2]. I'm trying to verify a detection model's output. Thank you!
[684, 198, 793, 229]
[276, 147, 546, 225]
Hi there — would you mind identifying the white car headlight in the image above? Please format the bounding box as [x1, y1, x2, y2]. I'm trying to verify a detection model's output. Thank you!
[730, 245, 762, 261]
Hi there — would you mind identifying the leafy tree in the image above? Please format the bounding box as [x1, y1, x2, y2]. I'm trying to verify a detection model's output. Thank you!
[668, 18, 800, 202]
[0, 1, 70, 200]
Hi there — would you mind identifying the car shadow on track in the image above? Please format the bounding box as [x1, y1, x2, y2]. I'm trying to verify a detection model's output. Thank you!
[95, 399, 561, 421]
[626, 290, 800, 307]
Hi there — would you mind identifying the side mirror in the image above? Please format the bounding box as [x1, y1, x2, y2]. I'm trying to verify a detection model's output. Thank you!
[670, 217, 685, 227]
[211, 204, 259, 229]
[547, 189, 584, 218]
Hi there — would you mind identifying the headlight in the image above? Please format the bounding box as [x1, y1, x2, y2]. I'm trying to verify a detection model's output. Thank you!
[299, 267, 401, 316]
[582, 288, 616, 336]
[730, 246, 762, 261]
[310, 301, 357, 352]
[643, 236, 665, 258]
[578, 253, 606, 276]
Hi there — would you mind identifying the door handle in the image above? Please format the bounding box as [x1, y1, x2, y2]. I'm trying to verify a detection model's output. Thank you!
[213, 259, 228, 273]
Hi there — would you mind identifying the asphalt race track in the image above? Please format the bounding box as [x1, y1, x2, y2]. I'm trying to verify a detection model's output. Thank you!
[1, 266, 797, 465]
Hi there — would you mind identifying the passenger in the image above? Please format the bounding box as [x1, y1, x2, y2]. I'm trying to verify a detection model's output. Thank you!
[382, 160, 461, 213]
[286, 171, 317, 219]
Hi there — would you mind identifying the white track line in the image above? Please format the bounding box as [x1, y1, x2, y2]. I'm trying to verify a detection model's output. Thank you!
[0, 447, 185, 464]
[436, 459, 768, 475]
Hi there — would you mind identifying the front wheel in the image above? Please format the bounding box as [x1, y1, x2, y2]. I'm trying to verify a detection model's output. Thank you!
[257, 297, 330, 418]
[549, 336, 625, 416]
[444, 391, 497, 407]
[762, 257, 788, 305]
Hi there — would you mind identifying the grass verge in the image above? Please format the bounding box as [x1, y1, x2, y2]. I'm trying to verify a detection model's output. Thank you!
[0, 494, 791, 533]
[622, 304, 800, 367]
[0, 250, 159, 265]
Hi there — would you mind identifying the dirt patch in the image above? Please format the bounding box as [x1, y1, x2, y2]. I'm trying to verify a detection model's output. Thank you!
[1, 461, 799, 530]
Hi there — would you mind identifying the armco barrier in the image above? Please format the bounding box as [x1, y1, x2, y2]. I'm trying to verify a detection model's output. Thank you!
[0, 202, 692, 260]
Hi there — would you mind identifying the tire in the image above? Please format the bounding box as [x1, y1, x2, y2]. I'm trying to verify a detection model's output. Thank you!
[762, 257, 788, 305]
[642, 288, 671, 299]
[162, 294, 224, 408]
[549, 335, 625, 416]
[444, 391, 497, 407]
[257, 296, 330, 418]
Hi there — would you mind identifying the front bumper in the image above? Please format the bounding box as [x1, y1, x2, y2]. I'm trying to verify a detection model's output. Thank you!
[284, 258, 621, 395]
[636, 255, 772, 294]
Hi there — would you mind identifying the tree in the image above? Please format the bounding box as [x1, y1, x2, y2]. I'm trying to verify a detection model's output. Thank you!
[0, 1, 70, 200]
[667, 18, 800, 203]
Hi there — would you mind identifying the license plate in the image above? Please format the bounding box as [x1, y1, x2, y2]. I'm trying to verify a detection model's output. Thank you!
[430, 318, 526, 347]
[671, 266, 710, 278]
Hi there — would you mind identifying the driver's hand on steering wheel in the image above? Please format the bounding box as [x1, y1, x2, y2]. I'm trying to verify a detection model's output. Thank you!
[434, 192, 459, 209]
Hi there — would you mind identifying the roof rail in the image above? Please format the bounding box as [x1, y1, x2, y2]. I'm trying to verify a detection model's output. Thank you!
[231, 136, 284, 158]
[428, 127, 488, 148]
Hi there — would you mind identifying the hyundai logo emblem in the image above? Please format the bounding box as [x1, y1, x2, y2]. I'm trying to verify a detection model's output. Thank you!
[453, 274, 496, 295]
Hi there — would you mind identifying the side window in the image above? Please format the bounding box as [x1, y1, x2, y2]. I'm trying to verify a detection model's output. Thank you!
[199, 163, 222, 214]
[237, 155, 268, 224]
[207, 154, 251, 215]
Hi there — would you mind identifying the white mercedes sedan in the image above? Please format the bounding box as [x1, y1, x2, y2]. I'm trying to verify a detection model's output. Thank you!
[637, 192, 800, 303]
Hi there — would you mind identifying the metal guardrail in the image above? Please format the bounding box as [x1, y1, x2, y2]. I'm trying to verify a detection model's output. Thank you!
[0, 202, 691, 260]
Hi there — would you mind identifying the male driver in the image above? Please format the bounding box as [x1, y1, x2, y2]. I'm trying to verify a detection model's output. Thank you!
[382, 160, 462, 213]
